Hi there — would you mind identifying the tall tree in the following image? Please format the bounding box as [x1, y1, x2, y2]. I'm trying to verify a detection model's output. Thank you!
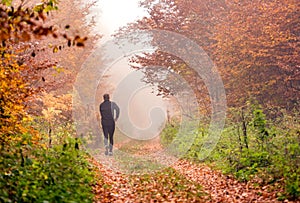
[213, 0, 300, 111]
[118, 0, 299, 115]
[0, 0, 91, 141]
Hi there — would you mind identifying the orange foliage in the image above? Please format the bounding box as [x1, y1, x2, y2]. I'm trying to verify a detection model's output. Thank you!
[119, 0, 299, 114]
[0, 0, 89, 143]
[213, 0, 300, 110]
[0, 48, 36, 142]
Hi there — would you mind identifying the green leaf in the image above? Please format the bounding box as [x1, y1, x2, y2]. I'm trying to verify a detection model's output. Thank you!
[1, 0, 12, 6]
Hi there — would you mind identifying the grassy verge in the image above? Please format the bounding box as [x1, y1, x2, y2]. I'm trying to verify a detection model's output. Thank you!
[160, 106, 300, 200]
[0, 130, 95, 203]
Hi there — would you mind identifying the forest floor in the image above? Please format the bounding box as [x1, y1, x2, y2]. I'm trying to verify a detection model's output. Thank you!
[90, 137, 296, 203]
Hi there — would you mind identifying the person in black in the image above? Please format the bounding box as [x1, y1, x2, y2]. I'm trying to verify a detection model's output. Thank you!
[100, 94, 120, 156]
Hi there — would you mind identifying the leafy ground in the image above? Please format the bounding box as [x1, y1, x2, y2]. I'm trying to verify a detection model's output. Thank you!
[90, 139, 295, 203]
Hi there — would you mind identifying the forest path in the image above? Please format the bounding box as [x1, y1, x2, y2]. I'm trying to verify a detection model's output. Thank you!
[91, 137, 288, 203]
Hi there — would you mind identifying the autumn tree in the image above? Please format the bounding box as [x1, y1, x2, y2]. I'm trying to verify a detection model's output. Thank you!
[212, 0, 300, 112]
[25, 0, 99, 121]
[116, 0, 228, 116]
[0, 0, 90, 142]
[118, 0, 299, 116]
[32, 0, 98, 93]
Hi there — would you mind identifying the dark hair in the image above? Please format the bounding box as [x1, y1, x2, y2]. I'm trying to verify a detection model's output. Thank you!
[103, 94, 110, 101]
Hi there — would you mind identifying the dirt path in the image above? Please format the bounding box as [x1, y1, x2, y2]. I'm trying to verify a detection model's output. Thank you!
[91, 138, 296, 203]
[91, 158, 132, 202]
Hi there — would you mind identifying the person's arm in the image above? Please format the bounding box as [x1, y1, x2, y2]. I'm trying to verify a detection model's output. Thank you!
[113, 102, 120, 121]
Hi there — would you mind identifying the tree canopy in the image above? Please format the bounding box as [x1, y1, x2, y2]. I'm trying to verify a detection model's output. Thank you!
[118, 0, 299, 115]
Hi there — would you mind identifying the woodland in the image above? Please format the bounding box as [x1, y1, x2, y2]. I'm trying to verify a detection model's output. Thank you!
[0, 0, 299, 202]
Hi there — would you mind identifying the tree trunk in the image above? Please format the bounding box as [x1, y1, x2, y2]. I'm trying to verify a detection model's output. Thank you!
[241, 110, 248, 149]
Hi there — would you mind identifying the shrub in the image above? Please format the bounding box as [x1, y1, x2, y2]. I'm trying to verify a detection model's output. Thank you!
[0, 133, 95, 203]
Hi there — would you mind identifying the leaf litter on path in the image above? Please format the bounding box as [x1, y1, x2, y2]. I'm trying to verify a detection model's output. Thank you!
[90, 137, 297, 202]
[172, 160, 292, 203]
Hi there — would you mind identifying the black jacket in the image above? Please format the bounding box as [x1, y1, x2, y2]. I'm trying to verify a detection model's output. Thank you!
[100, 100, 120, 126]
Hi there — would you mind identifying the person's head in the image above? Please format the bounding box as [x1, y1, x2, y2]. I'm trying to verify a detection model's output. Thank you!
[103, 94, 110, 101]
